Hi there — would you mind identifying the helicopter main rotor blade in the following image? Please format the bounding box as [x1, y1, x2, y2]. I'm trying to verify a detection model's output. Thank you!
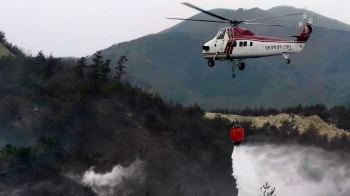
[242, 22, 284, 27]
[244, 12, 307, 22]
[166, 18, 228, 23]
[170, 2, 301, 27]
[182, 2, 232, 22]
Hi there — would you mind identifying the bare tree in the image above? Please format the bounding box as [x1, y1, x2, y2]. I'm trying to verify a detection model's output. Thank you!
[260, 182, 276, 196]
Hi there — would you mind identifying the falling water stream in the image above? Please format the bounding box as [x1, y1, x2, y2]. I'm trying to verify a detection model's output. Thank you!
[232, 144, 350, 196]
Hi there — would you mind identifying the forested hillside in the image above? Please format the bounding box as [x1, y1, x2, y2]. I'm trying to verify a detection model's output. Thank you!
[0, 51, 238, 195]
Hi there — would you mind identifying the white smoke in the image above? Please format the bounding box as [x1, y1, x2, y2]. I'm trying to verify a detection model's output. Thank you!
[70, 158, 145, 196]
[232, 144, 350, 196]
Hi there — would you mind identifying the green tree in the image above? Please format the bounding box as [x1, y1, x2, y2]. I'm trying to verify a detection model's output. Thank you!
[89, 50, 112, 84]
[0, 144, 16, 162]
[33, 51, 47, 75]
[338, 133, 349, 151]
[0, 30, 6, 44]
[75, 57, 87, 79]
[328, 133, 341, 151]
[16, 147, 31, 162]
[34, 136, 64, 166]
[43, 54, 59, 80]
[90, 50, 103, 84]
[299, 124, 320, 146]
[115, 55, 128, 82]
[0, 144, 31, 167]
[185, 103, 205, 118]
[100, 59, 111, 82]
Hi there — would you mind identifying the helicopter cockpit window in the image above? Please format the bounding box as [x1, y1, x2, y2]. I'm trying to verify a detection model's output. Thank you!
[216, 29, 226, 39]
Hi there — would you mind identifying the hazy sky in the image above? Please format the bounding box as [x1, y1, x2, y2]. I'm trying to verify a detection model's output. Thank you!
[1, 0, 349, 57]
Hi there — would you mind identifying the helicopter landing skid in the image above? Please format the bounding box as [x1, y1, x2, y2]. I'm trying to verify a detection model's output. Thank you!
[229, 60, 245, 78]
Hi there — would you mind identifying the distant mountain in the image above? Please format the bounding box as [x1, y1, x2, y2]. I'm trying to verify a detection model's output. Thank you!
[99, 7, 350, 110]
[267, 6, 350, 32]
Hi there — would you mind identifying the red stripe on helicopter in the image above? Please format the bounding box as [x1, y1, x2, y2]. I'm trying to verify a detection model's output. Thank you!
[225, 28, 230, 54]
[228, 28, 234, 54]
[226, 28, 232, 54]
[224, 30, 230, 53]
[224, 44, 229, 54]
[224, 28, 230, 54]
[228, 40, 233, 54]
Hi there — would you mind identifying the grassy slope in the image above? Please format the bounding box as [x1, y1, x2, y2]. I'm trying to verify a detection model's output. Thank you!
[0, 42, 12, 57]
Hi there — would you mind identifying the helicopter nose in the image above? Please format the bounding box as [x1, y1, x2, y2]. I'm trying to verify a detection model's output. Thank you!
[202, 45, 209, 50]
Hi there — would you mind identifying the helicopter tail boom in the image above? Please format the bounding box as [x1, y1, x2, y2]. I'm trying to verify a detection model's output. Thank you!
[295, 23, 313, 43]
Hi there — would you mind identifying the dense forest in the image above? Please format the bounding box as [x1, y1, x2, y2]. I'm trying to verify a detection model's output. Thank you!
[0, 43, 349, 195]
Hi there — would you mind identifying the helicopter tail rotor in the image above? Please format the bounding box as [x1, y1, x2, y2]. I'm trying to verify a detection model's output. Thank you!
[296, 21, 304, 29]
[307, 15, 317, 24]
[302, 11, 308, 20]
[296, 11, 317, 29]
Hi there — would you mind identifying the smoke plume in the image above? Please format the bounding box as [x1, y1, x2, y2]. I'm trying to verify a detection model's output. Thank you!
[71, 158, 145, 196]
[232, 144, 350, 196]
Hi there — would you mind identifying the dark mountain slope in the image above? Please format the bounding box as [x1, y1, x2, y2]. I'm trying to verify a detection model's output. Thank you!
[308, 46, 350, 106]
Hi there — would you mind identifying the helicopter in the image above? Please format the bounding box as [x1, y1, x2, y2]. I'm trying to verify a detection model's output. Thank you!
[167, 3, 317, 76]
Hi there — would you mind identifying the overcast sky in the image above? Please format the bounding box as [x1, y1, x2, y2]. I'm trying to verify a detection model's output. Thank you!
[0, 0, 349, 57]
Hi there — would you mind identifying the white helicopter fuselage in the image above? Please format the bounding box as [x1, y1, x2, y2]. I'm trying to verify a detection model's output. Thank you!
[203, 39, 305, 59]
[202, 24, 312, 61]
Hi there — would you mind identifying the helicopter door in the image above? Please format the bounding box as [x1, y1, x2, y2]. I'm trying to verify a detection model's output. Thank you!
[214, 29, 226, 52]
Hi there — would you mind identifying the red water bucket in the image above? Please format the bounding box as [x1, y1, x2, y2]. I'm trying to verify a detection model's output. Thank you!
[230, 127, 245, 142]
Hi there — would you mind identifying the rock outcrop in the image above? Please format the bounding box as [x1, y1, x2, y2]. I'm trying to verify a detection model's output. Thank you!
[205, 113, 349, 139]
